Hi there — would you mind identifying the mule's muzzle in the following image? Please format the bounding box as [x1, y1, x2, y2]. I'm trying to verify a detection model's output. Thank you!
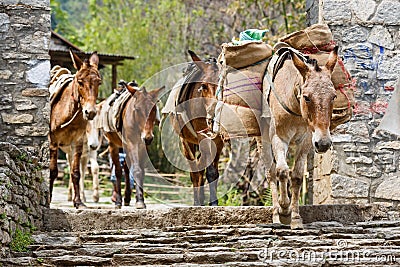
[143, 136, 154, 145]
[89, 144, 98, 150]
[83, 108, 96, 120]
[314, 138, 332, 153]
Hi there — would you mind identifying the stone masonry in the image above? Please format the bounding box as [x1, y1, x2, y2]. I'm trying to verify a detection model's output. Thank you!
[0, 0, 50, 257]
[0, 142, 48, 258]
[0, 0, 51, 157]
[307, 0, 400, 205]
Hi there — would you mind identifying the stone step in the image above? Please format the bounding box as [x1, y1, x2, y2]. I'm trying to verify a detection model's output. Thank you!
[42, 204, 371, 232]
[2, 205, 398, 266]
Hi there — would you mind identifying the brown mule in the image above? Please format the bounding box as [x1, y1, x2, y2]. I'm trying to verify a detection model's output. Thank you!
[263, 47, 339, 229]
[49, 49, 101, 208]
[170, 50, 224, 206]
[104, 82, 164, 209]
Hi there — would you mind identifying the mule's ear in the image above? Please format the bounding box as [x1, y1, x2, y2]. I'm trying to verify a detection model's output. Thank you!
[290, 50, 309, 79]
[151, 85, 165, 97]
[122, 81, 141, 96]
[89, 51, 99, 67]
[188, 50, 207, 72]
[325, 46, 339, 74]
[69, 48, 83, 70]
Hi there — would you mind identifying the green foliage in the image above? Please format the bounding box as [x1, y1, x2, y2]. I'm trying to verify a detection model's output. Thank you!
[17, 153, 27, 161]
[10, 228, 34, 252]
[50, 0, 84, 46]
[218, 185, 243, 206]
[262, 187, 273, 206]
[225, 0, 306, 43]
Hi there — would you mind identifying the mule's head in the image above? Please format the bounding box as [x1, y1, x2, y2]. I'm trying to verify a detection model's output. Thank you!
[86, 119, 100, 150]
[188, 50, 219, 106]
[70, 49, 101, 120]
[291, 47, 339, 153]
[123, 81, 164, 145]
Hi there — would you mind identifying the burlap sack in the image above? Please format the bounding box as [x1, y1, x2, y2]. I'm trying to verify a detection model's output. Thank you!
[218, 103, 261, 139]
[279, 24, 335, 52]
[308, 52, 355, 129]
[219, 41, 273, 69]
[222, 59, 268, 110]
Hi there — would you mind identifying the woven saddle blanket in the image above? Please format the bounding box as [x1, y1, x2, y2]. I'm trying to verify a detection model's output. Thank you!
[49, 65, 74, 106]
[98, 89, 132, 133]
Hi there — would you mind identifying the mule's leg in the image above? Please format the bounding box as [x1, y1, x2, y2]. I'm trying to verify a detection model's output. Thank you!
[289, 142, 311, 230]
[271, 135, 291, 220]
[189, 171, 205, 206]
[79, 145, 88, 203]
[125, 143, 146, 209]
[65, 150, 73, 202]
[206, 137, 223, 206]
[181, 140, 204, 206]
[109, 145, 123, 208]
[259, 135, 280, 223]
[71, 140, 86, 208]
[268, 162, 281, 223]
[123, 160, 132, 206]
[49, 144, 58, 204]
[89, 149, 100, 203]
[133, 156, 146, 209]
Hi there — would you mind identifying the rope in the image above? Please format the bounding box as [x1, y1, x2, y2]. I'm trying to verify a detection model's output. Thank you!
[61, 110, 80, 128]
[264, 69, 301, 117]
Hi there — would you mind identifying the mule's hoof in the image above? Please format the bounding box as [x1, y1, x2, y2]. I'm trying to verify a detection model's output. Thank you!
[135, 201, 146, 209]
[272, 213, 281, 224]
[124, 202, 130, 206]
[67, 196, 72, 202]
[93, 195, 99, 203]
[291, 218, 304, 230]
[115, 203, 122, 209]
[74, 202, 87, 209]
[279, 212, 292, 225]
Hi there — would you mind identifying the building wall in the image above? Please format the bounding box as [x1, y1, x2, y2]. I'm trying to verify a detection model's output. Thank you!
[0, 0, 51, 158]
[307, 0, 400, 205]
[0, 0, 50, 256]
[0, 143, 48, 257]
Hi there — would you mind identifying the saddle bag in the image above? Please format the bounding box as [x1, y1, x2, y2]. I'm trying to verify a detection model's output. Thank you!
[213, 41, 273, 139]
[279, 24, 335, 53]
[279, 24, 355, 129]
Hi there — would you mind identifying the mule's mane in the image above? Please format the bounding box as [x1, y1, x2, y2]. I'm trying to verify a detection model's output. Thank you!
[306, 58, 321, 72]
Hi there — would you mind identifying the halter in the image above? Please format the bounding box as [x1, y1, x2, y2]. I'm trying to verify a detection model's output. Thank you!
[61, 78, 82, 128]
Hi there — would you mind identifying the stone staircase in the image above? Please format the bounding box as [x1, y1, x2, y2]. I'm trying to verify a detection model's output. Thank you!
[2, 205, 400, 266]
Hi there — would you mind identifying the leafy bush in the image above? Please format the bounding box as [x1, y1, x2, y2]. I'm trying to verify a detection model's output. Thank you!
[10, 228, 34, 252]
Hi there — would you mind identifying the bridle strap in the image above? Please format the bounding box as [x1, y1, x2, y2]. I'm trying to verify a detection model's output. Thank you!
[71, 79, 81, 106]
[61, 78, 81, 129]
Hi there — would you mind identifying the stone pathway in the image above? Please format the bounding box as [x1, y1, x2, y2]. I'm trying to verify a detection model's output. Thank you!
[1, 204, 400, 266]
[2, 220, 400, 266]
[50, 186, 188, 210]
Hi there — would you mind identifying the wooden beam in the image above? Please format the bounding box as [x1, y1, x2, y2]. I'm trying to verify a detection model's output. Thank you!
[112, 64, 117, 92]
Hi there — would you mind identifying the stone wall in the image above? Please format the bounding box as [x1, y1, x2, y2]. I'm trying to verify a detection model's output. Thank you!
[308, 0, 400, 205]
[0, 142, 48, 258]
[0, 0, 51, 157]
[0, 0, 50, 257]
